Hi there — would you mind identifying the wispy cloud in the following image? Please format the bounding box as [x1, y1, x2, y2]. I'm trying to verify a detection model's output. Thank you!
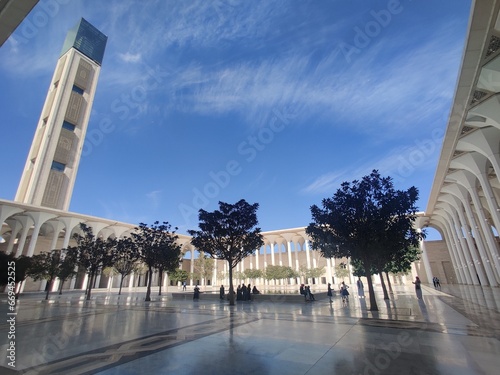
[302, 140, 441, 195]
[146, 190, 162, 209]
[118, 52, 142, 63]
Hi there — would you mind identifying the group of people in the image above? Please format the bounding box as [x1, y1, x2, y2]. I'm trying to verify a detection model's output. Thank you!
[432, 276, 441, 289]
[199, 275, 434, 303]
[299, 284, 316, 301]
[236, 284, 253, 301]
[217, 284, 260, 301]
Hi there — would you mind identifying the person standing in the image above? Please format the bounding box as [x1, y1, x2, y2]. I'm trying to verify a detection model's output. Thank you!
[193, 285, 200, 300]
[241, 284, 247, 301]
[413, 276, 422, 299]
[219, 285, 225, 300]
[357, 278, 365, 299]
[306, 285, 315, 301]
[327, 283, 333, 302]
[237, 285, 242, 301]
[300, 284, 306, 301]
[182, 281, 186, 291]
[340, 282, 349, 305]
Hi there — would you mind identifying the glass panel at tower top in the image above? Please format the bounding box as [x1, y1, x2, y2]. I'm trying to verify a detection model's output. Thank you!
[60, 18, 107, 66]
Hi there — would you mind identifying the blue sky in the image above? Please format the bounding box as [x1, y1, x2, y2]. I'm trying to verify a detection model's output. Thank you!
[0, 0, 471, 238]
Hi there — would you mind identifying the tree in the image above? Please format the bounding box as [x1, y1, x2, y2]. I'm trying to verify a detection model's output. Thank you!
[300, 266, 325, 284]
[216, 270, 227, 285]
[233, 271, 245, 282]
[113, 237, 140, 295]
[188, 199, 264, 306]
[56, 247, 78, 295]
[243, 268, 263, 283]
[264, 265, 297, 284]
[306, 170, 423, 311]
[334, 263, 350, 283]
[73, 223, 117, 300]
[0, 252, 33, 299]
[192, 252, 215, 289]
[0, 251, 12, 286]
[131, 222, 182, 302]
[169, 269, 188, 286]
[299, 265, 325, 284]
[156, 245, 182, 296]
[383, 246, 421, 293]
[27, 250, 62, 300]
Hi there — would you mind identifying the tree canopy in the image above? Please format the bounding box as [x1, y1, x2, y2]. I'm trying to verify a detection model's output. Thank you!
[188, 199, 264, 305]
[73, 223, 117, 300]
[264, 265, 298, 281]
[131, 221, 182, 301]
[306, 170, 423, 311]
[28, 250, 63, 300]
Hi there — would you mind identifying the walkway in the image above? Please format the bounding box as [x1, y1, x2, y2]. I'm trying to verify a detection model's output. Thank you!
[1, 284, 499, 374]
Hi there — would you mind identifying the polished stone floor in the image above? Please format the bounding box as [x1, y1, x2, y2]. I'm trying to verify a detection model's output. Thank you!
[1, 283, 499, 374]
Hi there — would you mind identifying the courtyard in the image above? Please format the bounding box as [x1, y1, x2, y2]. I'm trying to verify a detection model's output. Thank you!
[1, 283, 499, 374]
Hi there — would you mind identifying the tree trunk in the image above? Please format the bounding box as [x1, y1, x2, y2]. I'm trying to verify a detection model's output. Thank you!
[15, 280, 23, 300]
[158, 270, 163, 296]
[385, 272, 393, 294]
[119, 275, 124, 295]
[45, 278, 53, 300]
[379, 270, 389, 300]
[145, 266, 153, 301]
[228, 262, 235, 306]
[364, 261, 378, 311]
[86, 272, 95, 300]
[58, 279, 65, 295]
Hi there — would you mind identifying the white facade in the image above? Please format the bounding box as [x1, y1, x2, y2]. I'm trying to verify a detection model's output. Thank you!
[424, 0, 500, 287]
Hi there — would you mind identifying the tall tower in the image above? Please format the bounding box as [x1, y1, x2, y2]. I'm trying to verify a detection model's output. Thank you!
[15, 18, 107, 210]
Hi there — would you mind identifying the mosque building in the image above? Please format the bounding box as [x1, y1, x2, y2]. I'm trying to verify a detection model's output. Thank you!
[2, 1, 500, 293]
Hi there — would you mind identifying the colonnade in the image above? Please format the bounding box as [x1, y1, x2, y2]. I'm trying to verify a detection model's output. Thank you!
[179, 228, 343, 288]
[0, 201, 345, 291]
[423, 1, 500, 288]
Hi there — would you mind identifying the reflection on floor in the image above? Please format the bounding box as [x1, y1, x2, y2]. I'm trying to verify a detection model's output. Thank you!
[1, 284, 499, 374]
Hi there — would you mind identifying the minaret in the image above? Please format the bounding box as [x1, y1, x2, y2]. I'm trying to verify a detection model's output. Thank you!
[15, 18, 107, 210]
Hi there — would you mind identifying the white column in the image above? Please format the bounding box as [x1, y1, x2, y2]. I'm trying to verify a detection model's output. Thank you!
[5, 220, 22, 255]
[128, 273, 135, 289]
[418, 234, 433, 283]
[14, 216, 34, 257]
[434, 213, 465, 284]
[26, 212, 57, 256]
[442, 202, 478, 283]
[326, 258, 333, 284]
[49, 221, 65, 250]
[461, 175, 500, 283]
[448, 184, 495, 285]
[442, 191, 485, 285]
[305, 240, 311, 270]
[270, 242, 275, 266]
[287, 240, 294, 284]
[190, 250, 195, 286]
[437, 208, 473, 284]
